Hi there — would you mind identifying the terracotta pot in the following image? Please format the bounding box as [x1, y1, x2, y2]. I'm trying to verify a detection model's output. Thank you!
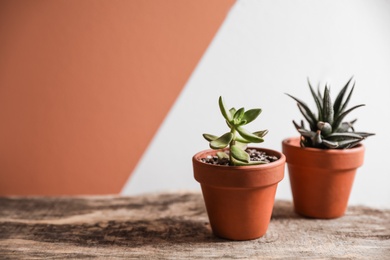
[282, 137, 365, 219]
[193, 147, 285, 240]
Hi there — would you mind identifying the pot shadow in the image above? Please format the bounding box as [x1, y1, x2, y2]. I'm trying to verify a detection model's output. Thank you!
[271, 200, 300, 220]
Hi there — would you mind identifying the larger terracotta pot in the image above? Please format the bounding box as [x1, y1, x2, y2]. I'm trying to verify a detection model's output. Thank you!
[193, 147, 285, 241]
[282, 137, 365, 219]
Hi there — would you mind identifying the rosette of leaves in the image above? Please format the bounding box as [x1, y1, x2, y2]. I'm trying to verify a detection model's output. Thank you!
[286, 77, 374, 149]
[203, 96, 268, 166]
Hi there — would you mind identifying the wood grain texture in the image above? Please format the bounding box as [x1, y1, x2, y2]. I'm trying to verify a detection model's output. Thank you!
[0, 192, 389, 259]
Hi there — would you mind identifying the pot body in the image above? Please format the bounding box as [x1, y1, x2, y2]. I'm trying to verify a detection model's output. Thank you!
[282, 137, 365, 219]
[193, 148, 285, 240]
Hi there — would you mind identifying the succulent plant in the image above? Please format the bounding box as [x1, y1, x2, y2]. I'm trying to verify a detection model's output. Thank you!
[286, 77, 374, 149]
[203, 96, 269, 166]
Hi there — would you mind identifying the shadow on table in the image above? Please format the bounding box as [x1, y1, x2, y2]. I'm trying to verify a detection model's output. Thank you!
[0, 200, 298, 247]
[271, 200, 300, 219]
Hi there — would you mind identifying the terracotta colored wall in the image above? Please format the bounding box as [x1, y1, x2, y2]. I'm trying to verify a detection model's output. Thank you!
[0, 0, 235, 195]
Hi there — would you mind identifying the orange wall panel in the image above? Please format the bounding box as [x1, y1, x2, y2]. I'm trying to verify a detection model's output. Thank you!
[0, 0, 235, 195]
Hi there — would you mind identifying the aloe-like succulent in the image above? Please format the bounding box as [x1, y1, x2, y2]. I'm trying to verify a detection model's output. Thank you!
[203, 96, 269, 166]
[286, 77, 374, 149]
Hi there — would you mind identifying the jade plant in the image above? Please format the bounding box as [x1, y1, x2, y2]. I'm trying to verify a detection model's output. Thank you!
[202, 96, 269, 166]
[286, 77, 374, 149]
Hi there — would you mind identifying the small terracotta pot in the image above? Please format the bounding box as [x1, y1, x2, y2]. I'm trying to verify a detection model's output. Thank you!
[193, 147, 285, 240]
[282, 137, 365, 219]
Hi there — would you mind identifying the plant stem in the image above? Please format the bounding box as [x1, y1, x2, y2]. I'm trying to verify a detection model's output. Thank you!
[229, 129, 236, 166]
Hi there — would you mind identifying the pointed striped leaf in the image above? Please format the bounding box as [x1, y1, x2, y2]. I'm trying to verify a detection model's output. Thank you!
[327, 132, 364, 140]
[333, 104, 365, 130]
[322, 86, 334, 125]
[312, 130, 323, 147]
[333, 76, 353, 116]
[298, 129, 315, 138]
[337, 121, 355, 132]
[338, 82, 355, 116]
[297, 104, 316, 130]
[352, 132, 375, 138]
[293, 120, 302, 131]
[322, 139, 339, 148]
[336, 139, 364, 149]
[317, 84, 323, 103]
[308, 79, 323, 121]
[286, 94, 317, 127]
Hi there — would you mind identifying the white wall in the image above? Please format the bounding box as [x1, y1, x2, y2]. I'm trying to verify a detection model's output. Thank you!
[123, 0, 390, 208]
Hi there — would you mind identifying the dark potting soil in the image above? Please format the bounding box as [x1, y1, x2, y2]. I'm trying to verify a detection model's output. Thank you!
[200, 148, 278, 166]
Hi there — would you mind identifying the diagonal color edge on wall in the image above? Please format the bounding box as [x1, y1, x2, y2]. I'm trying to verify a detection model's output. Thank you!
[0, 0, 235, 195]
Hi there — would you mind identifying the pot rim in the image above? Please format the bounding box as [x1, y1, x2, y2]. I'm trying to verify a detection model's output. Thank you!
[282, 137, 364, 154]
[193, 147, 285, 188]
[282, 137, 365, 170]
[193, 146, 286, 170]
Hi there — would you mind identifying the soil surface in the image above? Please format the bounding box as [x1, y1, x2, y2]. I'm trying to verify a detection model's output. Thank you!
[200, 148, 278, 165]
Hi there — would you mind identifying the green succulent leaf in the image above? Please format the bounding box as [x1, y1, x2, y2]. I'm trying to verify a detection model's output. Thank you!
[253, 129, 269, 138]
[229, 107, 237, 119]
[233, 107, 245, 120]
[233, 107, 245, 125]
[235, 134, 251, 143]
[204, 96, 270, 163]
[219, 96, 232, 122]
[234, 141, 248, 150]
[236, 126, 264, 143]
[202, 133, 218, 142]
[231, 157, 267, 166]
[210, 132, 233, 149]
[242, 109, 261, 125]
[231, 145, 250, 163]
[216, 151, 229, 160]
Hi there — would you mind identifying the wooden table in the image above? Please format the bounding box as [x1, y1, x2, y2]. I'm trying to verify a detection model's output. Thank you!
[0, 192, 389, 259]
